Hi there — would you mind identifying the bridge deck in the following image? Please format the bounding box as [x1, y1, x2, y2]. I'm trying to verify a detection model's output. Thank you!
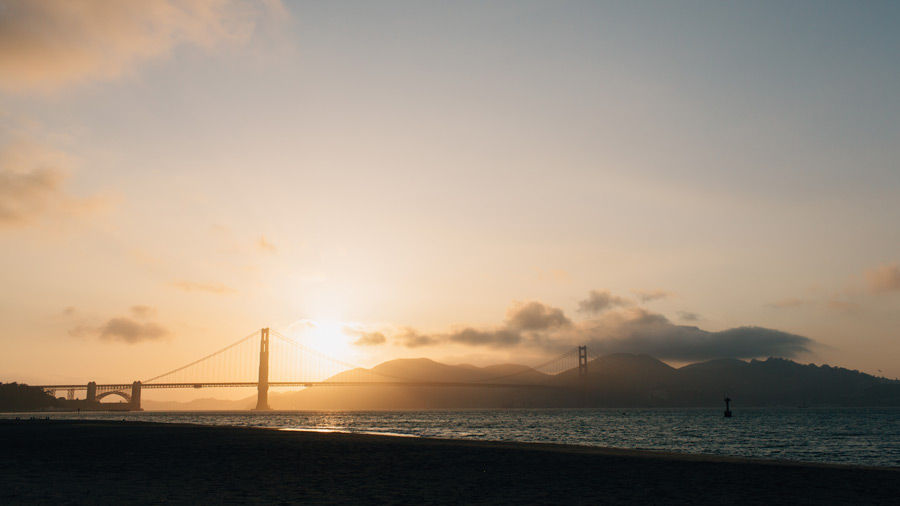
[38, 381, 565, 390]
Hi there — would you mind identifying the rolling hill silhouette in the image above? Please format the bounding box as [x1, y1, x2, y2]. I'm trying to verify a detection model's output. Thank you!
[141, 355, 900, 410]
[264, 354, 900, 410]
[268, 358, 556, 410]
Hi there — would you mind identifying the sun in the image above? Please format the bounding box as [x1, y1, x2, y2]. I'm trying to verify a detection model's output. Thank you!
[287, 319, 356, 361]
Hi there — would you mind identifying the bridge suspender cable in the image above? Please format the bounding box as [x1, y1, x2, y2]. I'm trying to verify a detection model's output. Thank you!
[143, 330, 260, 383]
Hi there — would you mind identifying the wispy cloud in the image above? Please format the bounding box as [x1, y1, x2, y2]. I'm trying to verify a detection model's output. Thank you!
[0, 137, 104, 229]
[353, 332, 387, 346]
[865, 262, 900, 294]
[345, 328, 387, 346]
[67, 305, 170, 344]
[536, 268, 570, 283]
[258, 235, 277, 252]
[97, 318, 169, 344]
[395, 327, 442, 348]
[676, 311, 701, 322]
[505, 301, 571, 331]
[0, 0, 288, 94]
[826, 299, 861, 314]
[129, 305, 157, 319]
[171, 280, 236, 294]
[633, 289, 672, 303]
[577, 290, 633, 314]
[765, 297, 811, 309]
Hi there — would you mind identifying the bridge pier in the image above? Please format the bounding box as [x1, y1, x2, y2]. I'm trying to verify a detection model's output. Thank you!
[86, 381, 97, 403]
[255, 328, 270, 410]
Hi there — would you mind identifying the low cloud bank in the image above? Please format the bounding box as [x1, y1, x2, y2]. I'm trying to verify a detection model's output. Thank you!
[583, 308, 812, 361]
[67, 305, 170, 344]
[354, 290, 816, 362]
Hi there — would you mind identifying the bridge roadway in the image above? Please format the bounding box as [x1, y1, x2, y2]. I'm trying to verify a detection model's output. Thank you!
[40, 381, 563, 390]
[37, 380, 565, 411]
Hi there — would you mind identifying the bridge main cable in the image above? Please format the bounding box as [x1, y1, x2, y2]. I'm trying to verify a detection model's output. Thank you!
[143, 330, 260, 383]
[268, 329, 425, 383]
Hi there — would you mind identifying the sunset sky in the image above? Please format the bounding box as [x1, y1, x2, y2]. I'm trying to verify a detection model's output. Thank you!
[2, 1, 899, 395]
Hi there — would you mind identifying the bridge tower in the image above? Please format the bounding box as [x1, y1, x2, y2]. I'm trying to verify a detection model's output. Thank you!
[132, 381, 142, 411]
[87, 381, 97, 404]
[255, 328, 271, 410]
[578, 346, 588, 379]
[578, 346, 588, 404]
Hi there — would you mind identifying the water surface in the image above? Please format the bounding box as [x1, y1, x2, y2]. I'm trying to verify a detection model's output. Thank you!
[9, 408, 899, 467]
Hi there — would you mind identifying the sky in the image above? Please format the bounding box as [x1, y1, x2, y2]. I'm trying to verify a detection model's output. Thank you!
[2, 0, 899, 395]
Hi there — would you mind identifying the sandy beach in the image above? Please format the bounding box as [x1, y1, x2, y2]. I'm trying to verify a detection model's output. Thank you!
[1, 419, 898, 505]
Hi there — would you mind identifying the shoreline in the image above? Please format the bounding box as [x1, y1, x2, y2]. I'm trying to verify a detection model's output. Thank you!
[2, 419, 898, 504]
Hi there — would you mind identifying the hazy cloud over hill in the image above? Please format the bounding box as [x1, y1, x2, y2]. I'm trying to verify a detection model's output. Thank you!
[582, 308, 813, 361]
[363, 290, 817, 361]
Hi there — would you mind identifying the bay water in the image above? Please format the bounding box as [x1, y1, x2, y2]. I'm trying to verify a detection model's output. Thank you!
[9, 408, 900, 467]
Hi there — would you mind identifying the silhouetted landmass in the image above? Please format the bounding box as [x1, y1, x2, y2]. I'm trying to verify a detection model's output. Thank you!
[267, 355, 900, 410]
[0, 382, 60, 411]
[270, 358, 555, 409]
[10, 355, 900, 411]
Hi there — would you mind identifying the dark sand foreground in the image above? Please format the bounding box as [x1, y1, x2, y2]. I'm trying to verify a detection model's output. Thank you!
[2, 420, 898, 505]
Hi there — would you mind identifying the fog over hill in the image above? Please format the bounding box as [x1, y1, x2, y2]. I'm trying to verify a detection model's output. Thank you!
[142, 355, 900, 411]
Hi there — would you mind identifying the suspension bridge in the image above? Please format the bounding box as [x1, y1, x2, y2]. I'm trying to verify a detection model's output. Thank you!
[37, 328, 600, 411]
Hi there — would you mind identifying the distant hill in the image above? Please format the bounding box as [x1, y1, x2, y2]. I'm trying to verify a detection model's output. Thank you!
[668, 357, 900, 407]
[128, 355, 900, 410]
[270, 358, 554, 410]
[267, 355, 900, 410]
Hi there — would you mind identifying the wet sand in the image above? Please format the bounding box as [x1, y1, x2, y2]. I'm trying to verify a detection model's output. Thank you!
[1, 419, 898, 505]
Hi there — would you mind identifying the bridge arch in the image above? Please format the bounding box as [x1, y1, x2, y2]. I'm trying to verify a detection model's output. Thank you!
[96, 390, 131, 403]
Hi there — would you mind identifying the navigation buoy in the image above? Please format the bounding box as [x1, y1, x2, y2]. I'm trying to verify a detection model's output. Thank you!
[724, 396, 732, 418]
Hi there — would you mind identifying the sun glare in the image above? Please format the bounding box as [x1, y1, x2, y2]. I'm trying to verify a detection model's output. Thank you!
[289, 319, 355, 361]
